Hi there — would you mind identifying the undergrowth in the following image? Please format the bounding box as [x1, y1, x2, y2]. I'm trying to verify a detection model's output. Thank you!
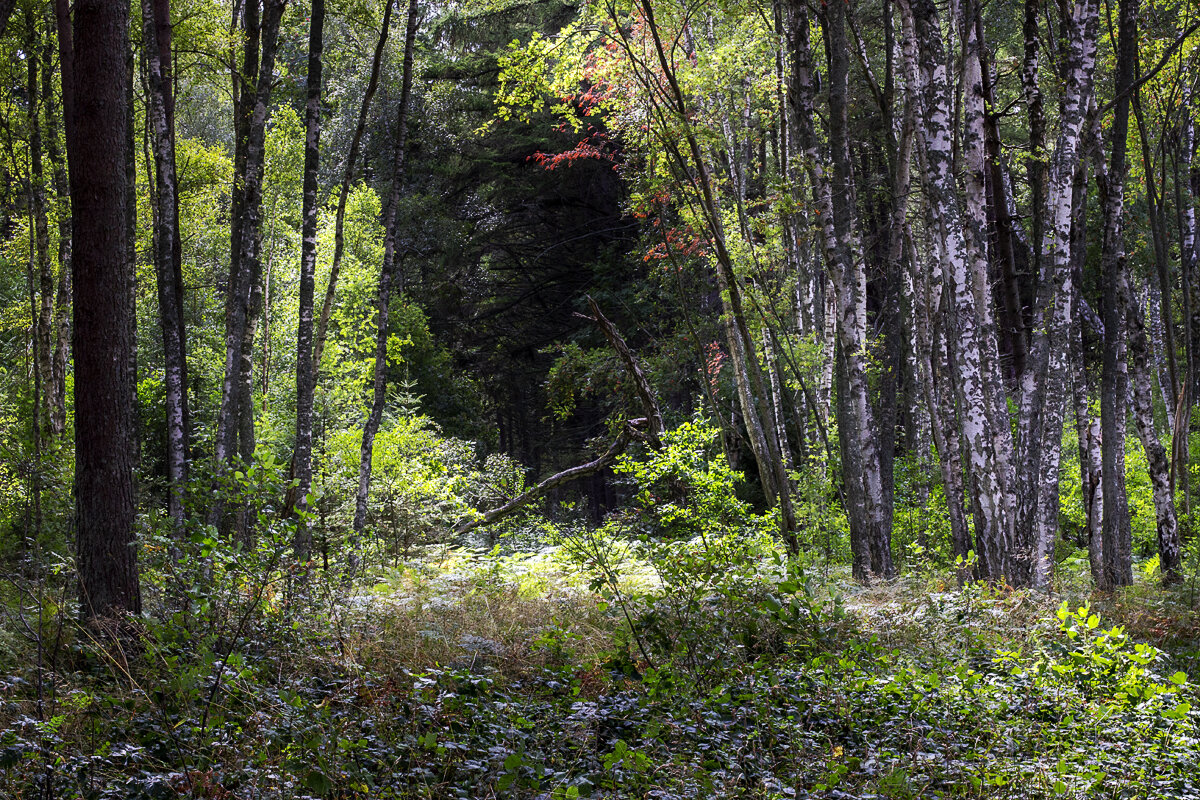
[2, 531, 1200, 799]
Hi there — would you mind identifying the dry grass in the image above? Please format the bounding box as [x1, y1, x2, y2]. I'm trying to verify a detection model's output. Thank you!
[343, 546, 620, 677]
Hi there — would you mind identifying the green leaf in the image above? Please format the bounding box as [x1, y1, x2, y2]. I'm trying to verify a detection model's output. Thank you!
[303, 770, 332, 795]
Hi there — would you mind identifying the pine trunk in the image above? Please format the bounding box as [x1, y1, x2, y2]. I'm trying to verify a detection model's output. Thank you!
[67, 0, 142, 623]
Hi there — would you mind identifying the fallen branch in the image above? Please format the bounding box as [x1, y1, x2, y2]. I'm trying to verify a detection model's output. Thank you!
[453, 423, 636, 536]
[456, 303, 665, 536]
[581, 296, 665, 448]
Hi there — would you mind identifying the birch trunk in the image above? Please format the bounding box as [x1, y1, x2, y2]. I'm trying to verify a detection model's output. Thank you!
[142, 0, 190, 530]
[1013, 0, 1097, 587]
[1127, 285, 1182, 582]
[785, 0, 892, 579]
[1094, 0, 1136, 590]
[901, 0, 1016, 582]
[213, 0, 286, 540]
[1072, 309, 1104, 586]
[214, 0, 260, 474]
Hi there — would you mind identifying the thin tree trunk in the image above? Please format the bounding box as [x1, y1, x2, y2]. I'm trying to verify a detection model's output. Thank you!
[1127, 285, 1182, 582]
[312, 0, 395, 375]
[237, 0, 286, 541]
[27, 13, 53, 445]
[214, 0, 261, 474]
[352, 0, 420, 545]
[620, 0, 798, 545]
[213, 0, 287, 539]
[1022, 0, 1046, 332]
[142, 0, 189, 530]
[291, 0, 325, 564]
[1072, 304, 1104, 586]
[43, 8, 71, 438]
[1095, 0, 1137, 591]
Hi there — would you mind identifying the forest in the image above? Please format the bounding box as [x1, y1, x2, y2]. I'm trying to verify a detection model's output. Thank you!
[4, 0, 1200, 793]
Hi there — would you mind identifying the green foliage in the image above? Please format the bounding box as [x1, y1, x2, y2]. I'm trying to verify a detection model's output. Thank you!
[614, 416, 752, 541]
[8, 545, 1200, 798]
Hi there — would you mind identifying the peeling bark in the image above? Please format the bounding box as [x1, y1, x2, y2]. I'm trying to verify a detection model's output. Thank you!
[143, 0, 190, 530]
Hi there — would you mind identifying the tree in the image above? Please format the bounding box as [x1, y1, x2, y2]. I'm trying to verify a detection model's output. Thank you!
[291, 0, 327, 564]
[62, 0, 141, 623]
[352, 0, 421, 547]
[142, 0, 190, 531]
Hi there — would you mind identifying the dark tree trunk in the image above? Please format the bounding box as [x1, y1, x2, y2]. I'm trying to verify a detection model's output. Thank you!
[43, 9, 71, 438]
[215, 0, 261, 474]
[1096, 0, 1137, 591]
[27, 12, 54, 445]
[65, 0, 141, 623]
[0, 0, 14, 37]
[292, 0, 325, 564]
[213, 0, 287, 541]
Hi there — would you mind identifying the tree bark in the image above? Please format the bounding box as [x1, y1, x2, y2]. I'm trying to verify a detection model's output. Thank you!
[1127, 285, 1182, 582]
[1013, 0, 1097, 587]
[66, 0, 142, 624]
[619, 0, 798, 544]
[785, 0, 892, 580]
[26, 13, 54, 446]
[1072, 302, 1105, 587]
[902, 0, 1016, 582]
[291, 0, 326, 564]
[213, 0, 287, 539]
[43, 8, 71, 438]
[1095, 0, 1137, 590]
[142, 0, 190, 530]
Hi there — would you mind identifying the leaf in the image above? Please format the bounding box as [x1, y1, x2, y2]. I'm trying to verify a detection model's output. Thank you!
[303, 770, 332, 795]
[1171, 671, 1188, 685]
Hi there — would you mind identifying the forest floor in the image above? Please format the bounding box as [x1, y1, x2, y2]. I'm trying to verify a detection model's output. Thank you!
[3, 542, 1200, 799]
